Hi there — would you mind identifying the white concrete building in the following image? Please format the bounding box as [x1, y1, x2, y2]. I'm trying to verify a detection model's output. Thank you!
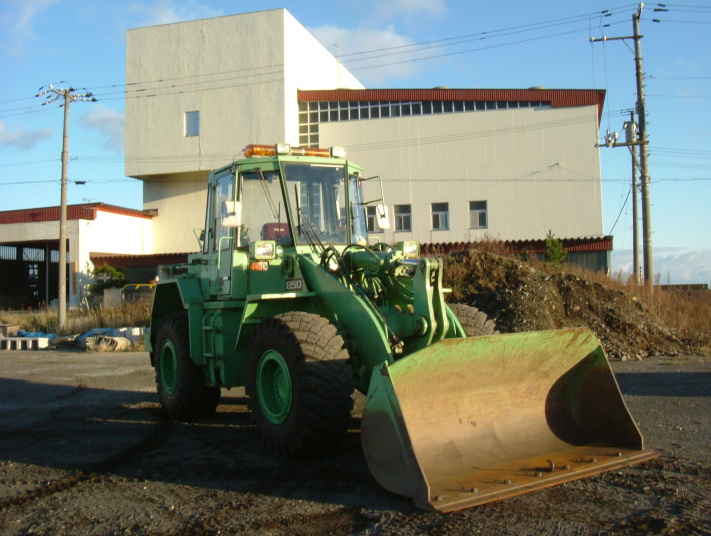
[124, 9, 608, 263]
[125, 8, 362, 253]
[301, 88, 604, 246]
[0, 204, 152, 308]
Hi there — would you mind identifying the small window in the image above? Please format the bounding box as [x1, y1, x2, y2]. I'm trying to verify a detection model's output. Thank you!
[432, 202, 449, 231]
[366, 206, 383, 233]
[469, 200, 488, 229]
[394, 204, 412, 232]
[185, 111, 200, 137]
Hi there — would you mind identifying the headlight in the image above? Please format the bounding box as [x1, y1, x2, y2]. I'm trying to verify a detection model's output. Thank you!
[398, 241, 420, 258]
[330, 146, 346, 158]
[251, 240, 276, 260]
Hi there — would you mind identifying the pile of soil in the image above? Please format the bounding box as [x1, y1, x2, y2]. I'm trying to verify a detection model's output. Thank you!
[443, 250, 689, 360]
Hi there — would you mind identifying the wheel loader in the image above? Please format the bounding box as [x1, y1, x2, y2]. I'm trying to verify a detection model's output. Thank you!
[147, 143, 656, 512]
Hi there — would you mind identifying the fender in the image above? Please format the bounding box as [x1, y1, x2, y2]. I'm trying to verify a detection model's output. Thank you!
[298, 255, 394, 392]
[148, 278, 205, 365]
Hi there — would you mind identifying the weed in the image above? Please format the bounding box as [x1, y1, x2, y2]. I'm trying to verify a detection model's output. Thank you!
[0, 301, 152, 336]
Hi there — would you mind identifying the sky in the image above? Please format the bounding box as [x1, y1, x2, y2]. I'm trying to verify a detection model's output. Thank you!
[1, 0, 710, 285]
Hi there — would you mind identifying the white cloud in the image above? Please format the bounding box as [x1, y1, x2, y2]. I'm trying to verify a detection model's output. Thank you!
[308, 0, 447, 86]
[128, 0, 222, 27]
[0, 0, 61, 56]
[310, 24, 435, 86]
[368, 0, 446, 22]
[677, 57, 700, 71]
[0, 121, 53, 150]
[80, 106, 124, 153]
[654, 249, 711, 286]
[611, 248, 711, 286]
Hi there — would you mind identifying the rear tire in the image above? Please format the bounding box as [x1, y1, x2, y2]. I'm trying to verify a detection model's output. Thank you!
[450, 303, 497, 337]
[246, 312, 354, 457]
[155, 312, 220, 421]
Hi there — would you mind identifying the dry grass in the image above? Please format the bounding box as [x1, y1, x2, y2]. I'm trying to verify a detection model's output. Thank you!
[542, 261, 710, 350]
[0, 301, 152, 336]
[628, 283, 711, 351]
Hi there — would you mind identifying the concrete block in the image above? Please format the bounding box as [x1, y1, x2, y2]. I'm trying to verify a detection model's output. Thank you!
[0, 337, 50, 350]
[0, 325, 19, 337]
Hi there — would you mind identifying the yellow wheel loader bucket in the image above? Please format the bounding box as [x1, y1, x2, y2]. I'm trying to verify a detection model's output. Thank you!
[361, 328, 657, 512]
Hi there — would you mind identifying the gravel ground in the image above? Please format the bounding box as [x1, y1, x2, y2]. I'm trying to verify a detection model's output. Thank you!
[0, 350, 709, 535]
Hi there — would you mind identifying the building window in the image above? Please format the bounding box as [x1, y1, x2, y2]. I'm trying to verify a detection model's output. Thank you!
[366, 206, 383, 233]
[394, 204, 412, 232]
[297, 99, 550, 146]
[185, 111, 200, 137]
[431, 202, 449, 231]
[469, 200, 488, 229]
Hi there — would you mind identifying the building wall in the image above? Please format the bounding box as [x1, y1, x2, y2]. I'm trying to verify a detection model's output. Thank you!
[282, 13, 363, 144]
[126, 9, 285, 179]
[319, 104, 603, 243]
[126, 9, 363, 253]
[143, 175, 206, 253]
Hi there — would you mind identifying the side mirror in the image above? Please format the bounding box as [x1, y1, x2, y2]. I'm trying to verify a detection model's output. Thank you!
[222, 200, 242, 228]
[376, 204, 390, 230]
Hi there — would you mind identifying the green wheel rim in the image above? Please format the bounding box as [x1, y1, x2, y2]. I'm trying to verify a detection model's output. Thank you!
[160, 340, 179, 396]
[256, 350, 292, 424]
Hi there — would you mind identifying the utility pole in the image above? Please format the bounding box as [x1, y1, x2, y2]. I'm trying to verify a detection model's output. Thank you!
[36, 84, 96, 330]
[633, 5, 653, 287]
[624, 112, 640, 284]
[591, 3, 657, 288]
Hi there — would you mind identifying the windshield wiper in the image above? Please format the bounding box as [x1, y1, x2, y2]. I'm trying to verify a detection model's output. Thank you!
[294, 184, 325, 254]
[257, 169, 281, 220]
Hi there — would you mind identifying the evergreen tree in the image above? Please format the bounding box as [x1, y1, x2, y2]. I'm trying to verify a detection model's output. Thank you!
[545, 230, 567, 265]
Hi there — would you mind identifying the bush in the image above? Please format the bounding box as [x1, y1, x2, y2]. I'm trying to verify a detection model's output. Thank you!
[89, 264, 127, 295]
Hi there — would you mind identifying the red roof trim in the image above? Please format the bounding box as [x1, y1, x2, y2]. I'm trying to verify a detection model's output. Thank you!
[90, 252, 194, 267]
[0, 203, 153, 225]
[298, 88, 606, 123]
[422, 236, 613, 255]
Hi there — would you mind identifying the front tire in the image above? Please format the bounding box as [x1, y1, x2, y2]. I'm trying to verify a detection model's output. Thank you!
[155, 312, 220, 421]
[246, 312, 354, 456]
[450, 303, 497, 337]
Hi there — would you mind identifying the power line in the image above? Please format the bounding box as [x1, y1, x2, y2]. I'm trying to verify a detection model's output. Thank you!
[0, 7, 636, 112]
[1, 3, 708, 112]
[608, 185, 632, 234]
[647, 93, 711, 98]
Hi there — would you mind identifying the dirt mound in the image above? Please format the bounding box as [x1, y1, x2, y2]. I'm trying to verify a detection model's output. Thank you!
[443, 250, 689, 360]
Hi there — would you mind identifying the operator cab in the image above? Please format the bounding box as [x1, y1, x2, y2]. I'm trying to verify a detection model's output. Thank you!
[208, 143, 387, 255]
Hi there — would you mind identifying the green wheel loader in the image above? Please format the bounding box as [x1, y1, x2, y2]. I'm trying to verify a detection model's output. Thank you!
[148, 143, 656, 512]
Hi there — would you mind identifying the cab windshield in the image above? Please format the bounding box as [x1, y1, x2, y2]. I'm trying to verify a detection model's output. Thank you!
[283, 163, 347, 245]
[238, 162, 366, 248]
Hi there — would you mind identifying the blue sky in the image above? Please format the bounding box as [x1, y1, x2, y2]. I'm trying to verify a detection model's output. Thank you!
[1, 0, 710, 285]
